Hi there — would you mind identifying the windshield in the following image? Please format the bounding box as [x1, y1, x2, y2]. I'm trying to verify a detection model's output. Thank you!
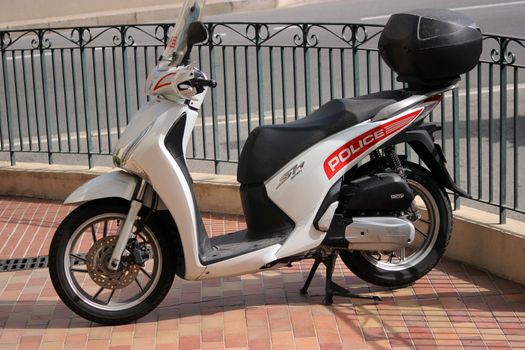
[159, 0, 203, 67]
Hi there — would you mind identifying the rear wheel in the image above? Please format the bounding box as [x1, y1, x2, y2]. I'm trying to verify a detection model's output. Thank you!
[339, 163, 452, 287]
[49, 198, 176, 325]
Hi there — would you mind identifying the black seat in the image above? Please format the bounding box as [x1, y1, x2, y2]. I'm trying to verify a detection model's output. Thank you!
[237, 90, 408, 185]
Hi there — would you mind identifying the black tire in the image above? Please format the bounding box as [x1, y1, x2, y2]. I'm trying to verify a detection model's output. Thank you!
[49, 198, 176, 325]
[339, 162, 452, 288]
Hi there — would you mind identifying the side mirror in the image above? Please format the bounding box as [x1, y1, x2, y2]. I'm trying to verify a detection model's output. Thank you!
[182, 21, 208, 64]
[187, 21, 208, 46]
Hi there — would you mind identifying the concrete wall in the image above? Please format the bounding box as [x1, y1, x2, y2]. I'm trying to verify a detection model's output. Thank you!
[0, 163, 523, 285]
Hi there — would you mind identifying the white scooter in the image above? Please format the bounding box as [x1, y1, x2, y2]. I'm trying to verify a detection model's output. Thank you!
[49, 1, 482, 325]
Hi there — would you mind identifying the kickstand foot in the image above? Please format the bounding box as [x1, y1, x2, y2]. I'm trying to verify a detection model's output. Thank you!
[301, 252, 381, 304]
[324, 281, 382, 305]
[300, 256, 322, 295]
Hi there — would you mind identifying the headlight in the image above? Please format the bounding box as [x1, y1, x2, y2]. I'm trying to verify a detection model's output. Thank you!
[113, 123, 153, 168]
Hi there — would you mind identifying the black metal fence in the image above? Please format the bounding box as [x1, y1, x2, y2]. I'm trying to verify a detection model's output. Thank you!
[0, 23, 523, 222]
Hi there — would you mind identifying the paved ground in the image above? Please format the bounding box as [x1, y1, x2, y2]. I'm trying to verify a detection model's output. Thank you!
[0, 196, 525, 349]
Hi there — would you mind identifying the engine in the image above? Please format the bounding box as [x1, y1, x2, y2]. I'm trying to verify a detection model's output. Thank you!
[339, 172, 415, 216]
[321, 172, 417, 251]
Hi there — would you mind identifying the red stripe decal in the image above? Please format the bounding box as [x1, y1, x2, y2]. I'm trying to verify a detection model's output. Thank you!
[153, 72, 177, 92]
[323, 108, 424, 180]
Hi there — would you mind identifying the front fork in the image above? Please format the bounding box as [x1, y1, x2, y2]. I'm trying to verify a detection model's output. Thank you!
[108, 179, 147, 271]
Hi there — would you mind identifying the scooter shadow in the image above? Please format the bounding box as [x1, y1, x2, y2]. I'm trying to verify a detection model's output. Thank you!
[0, 258, 523, 330]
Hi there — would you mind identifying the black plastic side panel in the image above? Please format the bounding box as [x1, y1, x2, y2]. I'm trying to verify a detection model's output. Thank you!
[155, 210, 186, 278]
[340, 173, 415, 213]
[164, 114, 214, 264]
[240, 184, 295, 240]
[313, 179, 342, 230]
[383, 123, 470, 197]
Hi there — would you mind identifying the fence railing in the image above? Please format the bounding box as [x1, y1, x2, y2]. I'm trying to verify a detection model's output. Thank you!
[0, 23, 523, 223]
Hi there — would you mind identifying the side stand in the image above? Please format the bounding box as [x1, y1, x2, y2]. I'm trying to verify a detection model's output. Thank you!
[300, 253, 381, 305]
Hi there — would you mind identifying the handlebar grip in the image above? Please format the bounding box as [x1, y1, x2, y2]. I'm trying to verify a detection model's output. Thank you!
[193, 78, 217, 88]
[201, 79, 217, 88]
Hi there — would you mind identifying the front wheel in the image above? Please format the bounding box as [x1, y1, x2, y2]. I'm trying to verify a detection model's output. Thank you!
[339, 163, 452, 288]
[48, 198, 176, 325]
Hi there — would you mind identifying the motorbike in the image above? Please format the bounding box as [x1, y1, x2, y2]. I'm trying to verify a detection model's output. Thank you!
[48, 0, 482, 325]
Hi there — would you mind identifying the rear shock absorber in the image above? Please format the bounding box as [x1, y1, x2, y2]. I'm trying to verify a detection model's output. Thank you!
[383, 146, 406, 180]
[369, 150, 381, 161]
[384, 146, 421, 220]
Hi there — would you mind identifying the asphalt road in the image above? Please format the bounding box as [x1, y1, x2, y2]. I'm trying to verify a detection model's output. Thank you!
[0, 0, 524, 218]
[207, 0, 525, 37]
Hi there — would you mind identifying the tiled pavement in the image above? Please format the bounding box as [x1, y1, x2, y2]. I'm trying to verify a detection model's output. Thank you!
[0, 196, 524, 350]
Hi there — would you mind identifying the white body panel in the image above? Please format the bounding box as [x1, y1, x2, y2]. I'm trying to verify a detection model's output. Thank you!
[117, 99, 207, 280]
[267, 107, 423, 259]
[65, 171, 138, 204]
[197, 245, 281, 280]
[79, 65, 426, 281]
[111, 97, 287, 280]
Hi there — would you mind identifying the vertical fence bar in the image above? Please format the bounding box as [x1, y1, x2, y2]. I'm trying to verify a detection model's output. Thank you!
[1, 48, 15, 163]
[71, 49, 81, 151]
[102, 48, 113, 153]
[80, 37, 93, 167]
[366, 50, 371, 94]
[39, 33, 53, 164]
[514, 67, 519, 210]
[233, 46, 241, 157]
[280, 47, 287, 123]
[269, 47, 276, 124]
[452, 87, 461, 209]
[51, 50, 62, 154]
[303, 25, 312, 115]
[352, 47, 360, 96]
[209, 33, 220, 173]
[91, 48, 102, 155]
[133, 46, 140, 111]
[189, 46, 196, 157]
[21, 50, 33, 150]
[440, 96, 446, 154]
[465, 72, 471, 194]
[477, 63, 483, 198]
[31, 51, 42, 150]
[11, 51, 23, 153]
[377, 54, 383, 91]
[488, 63, 494, 203]
[197, 45, 207, 159]
[256, 25, 265, 126]
[222, 46, 230, 161]
[317, 48, 323, 107]
[340, 49, 346, 97]
[60, 49, 72, 151]
[293, 47, 298, 120]
[245, 46, 252, 130]
[329, 48, 334, 100]
[0, 51, 4, 151]
[144, 47, 150, 103]
[112, 47, 121, 137]
[499, 53, 507, 223]
[121, 28, 132, 125]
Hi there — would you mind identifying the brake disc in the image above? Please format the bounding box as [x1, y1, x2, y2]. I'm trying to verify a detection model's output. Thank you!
[86, 236, 140, 289]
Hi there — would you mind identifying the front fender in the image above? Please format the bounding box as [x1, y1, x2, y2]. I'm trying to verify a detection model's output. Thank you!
[65, 170, 140, 204]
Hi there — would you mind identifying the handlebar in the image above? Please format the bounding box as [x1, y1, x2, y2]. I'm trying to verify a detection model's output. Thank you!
[192, 78, 217, 88]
